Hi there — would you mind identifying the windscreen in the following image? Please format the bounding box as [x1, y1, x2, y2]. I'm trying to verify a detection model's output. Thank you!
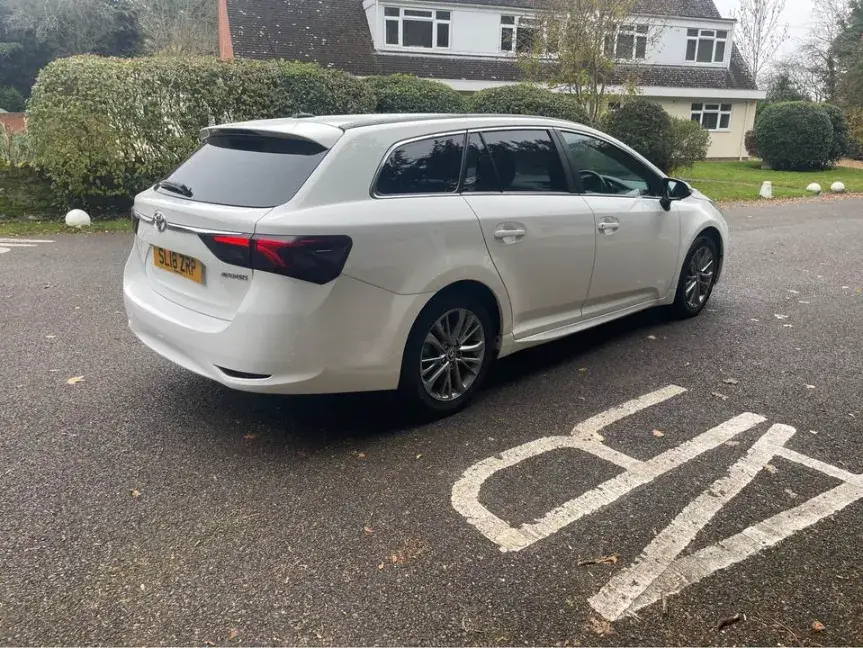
[157, 133, 329, 208]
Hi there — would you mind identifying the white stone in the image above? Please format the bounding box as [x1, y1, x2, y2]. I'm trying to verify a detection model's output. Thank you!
[759, 180, 773, 199]
[806, 182, 822, 194]
[830, 181, 845, 193]
[65, 209, 91, 228]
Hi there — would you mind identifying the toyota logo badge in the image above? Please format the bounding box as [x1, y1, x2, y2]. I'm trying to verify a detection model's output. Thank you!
[153, 212, 167, 233]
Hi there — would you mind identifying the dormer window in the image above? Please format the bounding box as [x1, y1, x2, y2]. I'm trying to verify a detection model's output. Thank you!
[500, 15, 536, 53]
[384, 7, 451, 49]
[604, 24, 648, 60]
[685, 28, 726, 62]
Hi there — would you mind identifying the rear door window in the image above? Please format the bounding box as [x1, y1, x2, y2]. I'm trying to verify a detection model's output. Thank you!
[479, 129, 568, 192]
[375, 133, 466, 195]
[157, 133, 328, 208]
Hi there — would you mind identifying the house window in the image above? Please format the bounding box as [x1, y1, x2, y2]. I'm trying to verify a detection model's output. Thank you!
[500, 15, 537, 54]
[384, 7, 451, 49]
[685, 28, 727, 62]
[604, 24, 648, 60]
[691, 102, 732, 130]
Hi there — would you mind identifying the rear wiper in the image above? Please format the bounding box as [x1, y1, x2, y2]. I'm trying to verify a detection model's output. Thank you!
[156, 180, 193, 197]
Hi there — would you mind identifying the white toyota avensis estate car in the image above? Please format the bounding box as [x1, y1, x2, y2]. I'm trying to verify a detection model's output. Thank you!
[124, 114, 727, 416]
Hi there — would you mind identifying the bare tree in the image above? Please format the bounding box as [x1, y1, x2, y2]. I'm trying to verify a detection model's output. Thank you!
[732, 0, 789, 83]
[797, 0, 848, 101]
[132, 0, 217, 55]
[519, 0, 668, 124]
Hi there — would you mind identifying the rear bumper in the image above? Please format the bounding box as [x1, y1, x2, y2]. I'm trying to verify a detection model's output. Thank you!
[123, 249, 429, 394]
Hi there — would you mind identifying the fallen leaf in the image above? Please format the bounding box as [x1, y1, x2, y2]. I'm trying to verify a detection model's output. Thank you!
[48, 369, 60, 373]
[774, 314, 789, 320]
[585, 616, 615, 636]
[764, 464, 778, 474]
[812, 620, 825, 632]
[723, 377, 740, 385]
[810, 430, 818, 435]
[243, 433, 259, 441]
[783, 324, 793, 328]
[806, 384, 816, 389]
[711, 391, 729, 400]
[357, 452, 367, 459]
[652, 429, 665, 437]
[130, 489, 141, 498]
[363, 526, 374, 535]
[647, 334, 657, 340]
[750, 318, 760, 322]
[415, 453, 423, 460]
[578, 554, 619, 566]
[228, 628, 239, 641]
[139, 583, 145, 591]
[66, 376, 85, 385]
[787, 289, 800, 295]
[377, 562, 384, 570]
[716, 613, 745, 631]
[45, 335, 56, 339]
[785, 488, 798, 499]
[578, 367, 587, 372]
[841, 285, 850, 290]
[799, 300, 811, 304]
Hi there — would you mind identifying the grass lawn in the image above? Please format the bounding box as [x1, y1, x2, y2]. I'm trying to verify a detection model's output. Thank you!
[0, 165, 130, 236]
[680, 160, 863, 203]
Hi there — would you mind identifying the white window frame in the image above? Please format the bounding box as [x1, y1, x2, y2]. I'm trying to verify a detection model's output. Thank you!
[500, 14, 538, 54]
[685, 28, 727, 63]
[691, 102, 732, 131]
[383, 6, 451, 50]
[605, 24, 649, 61]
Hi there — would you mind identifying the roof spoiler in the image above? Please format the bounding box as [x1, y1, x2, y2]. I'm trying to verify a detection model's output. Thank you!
[200, 120, 344, 149]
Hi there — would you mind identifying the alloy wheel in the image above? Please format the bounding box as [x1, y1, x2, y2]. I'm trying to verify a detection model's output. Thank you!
[684, 245, 715, 310]
[420, 308, 486, 402]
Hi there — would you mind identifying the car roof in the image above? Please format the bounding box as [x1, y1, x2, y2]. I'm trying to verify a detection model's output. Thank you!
[211, 113, 582, 135]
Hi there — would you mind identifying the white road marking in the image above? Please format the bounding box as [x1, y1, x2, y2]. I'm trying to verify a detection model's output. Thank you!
[452, 385, 766, 552]
[0, 237, 54, 257]
[589, 423, 795, 620]
[452, 386, 863, 620]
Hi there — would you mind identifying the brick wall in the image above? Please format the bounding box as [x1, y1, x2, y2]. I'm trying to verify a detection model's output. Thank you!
[0, 112, 27, 133]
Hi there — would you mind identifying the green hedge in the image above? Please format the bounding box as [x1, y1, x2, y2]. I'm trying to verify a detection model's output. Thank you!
[468, 84, 589, 123]
[27, 56, 375, 205]
[820, 103, 849, 163]
[366, 74, 467, 113]
[669, 117, 709, 171]
[755, 101, 833, 170]
[605, 98, 674, 172]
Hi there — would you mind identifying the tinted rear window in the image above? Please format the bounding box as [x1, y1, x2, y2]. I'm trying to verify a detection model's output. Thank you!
[158, 134, 328, 208]
[375, 134, 465, 195]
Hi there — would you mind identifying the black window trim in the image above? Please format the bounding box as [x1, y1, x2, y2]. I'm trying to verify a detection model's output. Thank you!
[370, 130, 469, 199]
[556, 128, 664, 199]
[461, 126, 578, 196]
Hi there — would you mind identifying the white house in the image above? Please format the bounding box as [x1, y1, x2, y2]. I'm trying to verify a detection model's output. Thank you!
[218, 0, 765, 158]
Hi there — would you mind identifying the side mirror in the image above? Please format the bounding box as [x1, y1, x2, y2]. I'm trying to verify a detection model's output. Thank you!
[660, 177, 693, 210]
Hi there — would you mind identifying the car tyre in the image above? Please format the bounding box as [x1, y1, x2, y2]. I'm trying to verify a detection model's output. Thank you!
[671, 235, 719, 319]
[399, 291, 496, 418]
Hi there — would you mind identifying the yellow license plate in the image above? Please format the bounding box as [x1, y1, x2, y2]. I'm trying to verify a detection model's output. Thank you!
[153, 246, 204, 284]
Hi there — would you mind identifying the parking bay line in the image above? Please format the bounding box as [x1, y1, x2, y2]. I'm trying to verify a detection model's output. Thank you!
[0, 238, 55, 244]
[451, 385, 768, 552]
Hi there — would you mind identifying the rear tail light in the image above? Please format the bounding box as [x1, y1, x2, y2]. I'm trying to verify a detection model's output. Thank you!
[199, 234, 352, 285]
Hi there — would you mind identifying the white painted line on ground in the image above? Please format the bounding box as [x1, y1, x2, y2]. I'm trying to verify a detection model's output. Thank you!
[623, 480, 863, 618]
[0, 247, 9, 255]
[589, 423, 795, 621]
[451, 385, 767, 552]
[0, 238, 54, 244]
[0, 243, 37, 247]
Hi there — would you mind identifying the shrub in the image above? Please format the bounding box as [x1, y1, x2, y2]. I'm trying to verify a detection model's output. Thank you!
[754, 101, 833, 170]
[366, 74, 467, 113]
[744, 129, 758, 157]
[669, 117, 710, 171]
[0, 124, 35, 168]
[819, 103, 849, 163]
[604, 98, 674, 172]
[468, 84, 589, 123]
[27, 56, 375, 205]
[0, 85, 25, 112]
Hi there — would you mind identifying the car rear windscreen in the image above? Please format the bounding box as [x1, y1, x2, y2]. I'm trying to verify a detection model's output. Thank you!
[157, 133, 329, 208]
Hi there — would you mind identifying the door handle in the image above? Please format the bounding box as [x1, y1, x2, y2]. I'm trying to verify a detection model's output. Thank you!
[493, 227, 526, 239]
[597, 221, 620, 233]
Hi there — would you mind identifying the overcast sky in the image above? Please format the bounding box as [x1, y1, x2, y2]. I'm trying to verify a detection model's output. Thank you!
[713, 0, 818, 57]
